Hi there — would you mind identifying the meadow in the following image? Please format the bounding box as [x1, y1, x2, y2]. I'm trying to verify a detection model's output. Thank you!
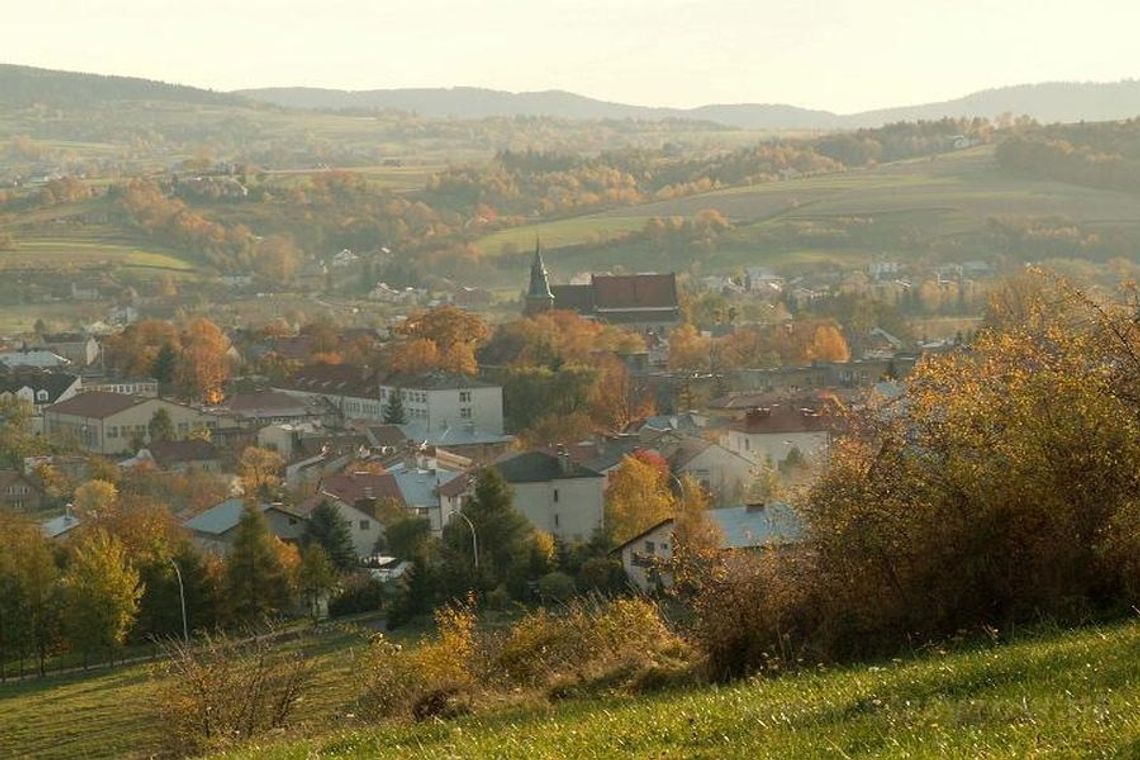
[3, 618, 1139, 759]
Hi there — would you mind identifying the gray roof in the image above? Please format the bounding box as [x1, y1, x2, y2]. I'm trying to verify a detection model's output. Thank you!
[400, 423, 513, 447]
[42, 512, 81, 539]
[184, 498, 247, 535]
[388, 464, 462, 508]
[709, 503, 804, 549]
[494, 450, 603, 483]
[382, 371, 498, 391]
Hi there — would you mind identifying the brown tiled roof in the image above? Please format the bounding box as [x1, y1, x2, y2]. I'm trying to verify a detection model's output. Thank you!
[318, 471, 405, 507]
[550, 284, 595, 312]
[282, 364, 379, 398]
[436, 471, 471, 498]
[592, 274, 678, 311]
[45, 391, 140, 419]
[726, 405, 832, 435]
[148, 440, 219, 466]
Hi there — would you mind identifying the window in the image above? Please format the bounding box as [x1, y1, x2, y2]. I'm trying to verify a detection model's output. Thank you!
[459, 391, 471, 403]
[552, 488, 559, 503]
[644, 541, 656, 554]
[107, 426, 118, 438]
[554, 513, 559, 527]
[460, 407, 472, 419]
[36, 390, 48, 402]
[359, 519, 371, 530]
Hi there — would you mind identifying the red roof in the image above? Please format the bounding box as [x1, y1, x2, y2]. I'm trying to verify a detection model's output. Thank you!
[726, 405, 832, 435]
[592, 274, 678, 311]
[318, 471, 405, 507]
[45, 391, 140, 419]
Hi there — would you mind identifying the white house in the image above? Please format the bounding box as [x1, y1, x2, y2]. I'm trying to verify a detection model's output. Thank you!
[615, 502, 803, 593]
[380, 372, 504, 437]
[660, 436, 756, 506]
[493, 450, 605, 542]
[718, 405, 831, 468]
[305, 471, 406, 558]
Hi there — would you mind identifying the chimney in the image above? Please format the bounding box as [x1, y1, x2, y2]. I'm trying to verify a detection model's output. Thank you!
[556, 444, 571, 475]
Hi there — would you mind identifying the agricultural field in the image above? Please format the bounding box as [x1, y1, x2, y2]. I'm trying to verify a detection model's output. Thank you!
[476, 146, 1140, 278]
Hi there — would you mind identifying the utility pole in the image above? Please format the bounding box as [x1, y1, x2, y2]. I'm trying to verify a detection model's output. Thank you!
[169, 557, 189, 643]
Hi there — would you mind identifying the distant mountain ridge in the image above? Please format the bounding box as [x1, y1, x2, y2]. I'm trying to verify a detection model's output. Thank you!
[237, 80, 1140, 130]
[2, 63, 1138, 129]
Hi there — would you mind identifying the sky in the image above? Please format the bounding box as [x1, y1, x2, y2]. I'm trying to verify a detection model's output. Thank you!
[5, 0, 1140, 113]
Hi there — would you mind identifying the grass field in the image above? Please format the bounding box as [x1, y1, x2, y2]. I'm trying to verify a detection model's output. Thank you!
[4, 618, 1140, 759]
[3, 239, 196, 272]
[230, 620, 1140, 759]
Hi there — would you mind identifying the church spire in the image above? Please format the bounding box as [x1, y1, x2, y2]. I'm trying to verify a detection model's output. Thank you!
[524, 237, 554, 315]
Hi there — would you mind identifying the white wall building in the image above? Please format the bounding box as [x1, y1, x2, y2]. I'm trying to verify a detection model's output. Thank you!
[494, 450, 605, 542]
[380, 372, 503, 436]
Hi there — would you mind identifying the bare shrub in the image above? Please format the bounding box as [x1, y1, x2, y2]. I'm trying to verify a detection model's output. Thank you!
[152, 630, 315, 756]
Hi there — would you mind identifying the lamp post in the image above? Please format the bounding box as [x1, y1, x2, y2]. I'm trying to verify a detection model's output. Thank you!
[453, 511, 479, 570]
[169, 557, 189, 643]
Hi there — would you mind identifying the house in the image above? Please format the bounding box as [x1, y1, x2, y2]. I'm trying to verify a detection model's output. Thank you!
[493, 450, 605, 542]
[274, 363, 384, 421]
[745, 267, 785, 293]
[658, 436, 755, 506]
[0, 470, 47, 511]
[0, 348, 71, 369]
[386, 446, 471, 534]
[0, 367, 82, 417]
[185, 499, 308, 556]
[307, 470, 406, 557]
[523, 245, 680, 330]
[34, 333, 100, 366]
[226, 390, 324, 427]
[42, 509, 82, 540]
[615, 502, 804, 593]
[145, 439, 223, 473]
[44, 392, 235, 455]
[380, 371, 504, 437]
[718, 405, 832, 467]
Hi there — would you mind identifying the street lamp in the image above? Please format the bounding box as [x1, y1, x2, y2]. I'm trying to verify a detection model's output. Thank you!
[452, 511, 479, 570]
[169, 557, 189, 643]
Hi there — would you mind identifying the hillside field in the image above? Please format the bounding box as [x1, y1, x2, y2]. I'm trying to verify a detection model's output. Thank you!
[2, 619, 1140, 759]
[476, 146, 1140, 277]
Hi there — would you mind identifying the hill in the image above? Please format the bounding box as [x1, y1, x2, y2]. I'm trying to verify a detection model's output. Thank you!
[0, 64, 244, 108]
[3, 619, 1139, 758]
[237, 80, 1140, 129]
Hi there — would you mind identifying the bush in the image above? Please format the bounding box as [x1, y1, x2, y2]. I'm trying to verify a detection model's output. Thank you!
[329, 575, 386, 617]
[359, 598, 476, 721]
[537, 571, 576, 603]
[152, 630, 314, 756]
[577, 556, 629, 594]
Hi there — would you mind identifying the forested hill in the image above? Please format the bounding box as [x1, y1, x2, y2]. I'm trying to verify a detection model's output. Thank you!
[0, 64, 246, 107]
[238, 80, 1140, 129]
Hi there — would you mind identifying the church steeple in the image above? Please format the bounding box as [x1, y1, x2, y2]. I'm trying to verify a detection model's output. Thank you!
[524, 238, 554, 315]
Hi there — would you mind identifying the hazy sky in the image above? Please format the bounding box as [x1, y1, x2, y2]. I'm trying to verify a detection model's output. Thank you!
[6, 0, 1139, 112]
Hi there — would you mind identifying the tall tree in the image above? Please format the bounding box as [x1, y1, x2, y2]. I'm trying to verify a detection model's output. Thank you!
[175, 317, 232, 404]
[442, 467, 532, 596]
[605, 451, 675, 545]
[238, 446, 284, 498]
[305, 501, 357, 572]
[298, 545, 337, 620]
[151, 343, 177, 388]
[148, 408, 175, 443]
[63, 530, 142, 666]
[223, 505, 292, 625]
[382, 388, 406, 424]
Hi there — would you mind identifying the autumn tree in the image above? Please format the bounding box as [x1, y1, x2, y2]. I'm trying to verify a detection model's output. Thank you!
[73, 479, 119, 520]
[0, 397, 47, 467]
[175, 317, 232, 404]
[389, 305, 490, 375]
[0, 515, 62, 677]
[238, 446, 284, 498]
[605, 451, 676, 545]
[63, 530, 142, 666]
[590, 356, 656, 431]
[667, 324, 711, 371]
[254, 234, 301, 286]
[298, 545, 337, 619]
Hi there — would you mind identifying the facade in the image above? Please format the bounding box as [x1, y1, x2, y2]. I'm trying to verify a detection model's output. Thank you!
[44, 392, 233, 455]
[0, 470, 47, 511]
[185, 499, 308, 556]
[615, 503, 803, 593]
[145, 440, 223, 473]
[34, 334, 100, 366]
[662, 437, 756, 506]
[274, 363, 383, 421]
[308, 471, 406, 557]
[380, 372, 504, 437]
[718, 405, 832, 467]
[0, 368, 81, 414]
[494, 450, 605, 542]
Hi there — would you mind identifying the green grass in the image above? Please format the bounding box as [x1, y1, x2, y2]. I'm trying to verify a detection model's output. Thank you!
[224, 620, 1140, 759]
[6, 619, 1136, 759]
[3, 239, 196, 271]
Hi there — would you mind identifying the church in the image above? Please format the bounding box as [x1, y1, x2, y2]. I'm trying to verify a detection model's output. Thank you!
[523, 243, 681, 332]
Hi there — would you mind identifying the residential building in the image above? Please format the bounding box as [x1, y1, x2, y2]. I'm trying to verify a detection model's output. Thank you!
[44, 391, 234, 455]
[659, 436, 756, 506]
[226, 390, 324, 427]
[144, 439, 223, 473]
[185, 499, 308, 556]
[380, 371, 504, 437]
[718, 405, 832, 467]
[307, 470, 406, 557]
[34, 333, 100, 367]
[274, 363, 383, 421]
[615, 502, 803, 592]
[493, 450, 605, 542]
[0, 368, 81, 417]
[0, 348, 71, 369]
[0, 470, 47, 511]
